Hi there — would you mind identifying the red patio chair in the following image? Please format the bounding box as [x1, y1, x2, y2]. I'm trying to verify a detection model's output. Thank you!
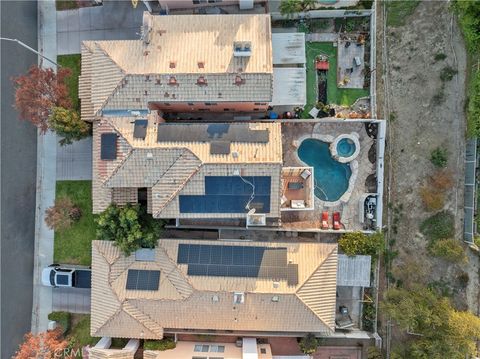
[321, 211, 329, 229]
[333, 212, 341, 230]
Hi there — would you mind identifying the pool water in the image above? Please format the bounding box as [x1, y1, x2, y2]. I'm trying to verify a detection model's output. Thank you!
[337, 138, 356, 157]
[297, 139, 352, 202]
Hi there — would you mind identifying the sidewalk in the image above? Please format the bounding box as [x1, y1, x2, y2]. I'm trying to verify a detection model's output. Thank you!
[31, 0, 57, 334]
[57, 0, 144, 55]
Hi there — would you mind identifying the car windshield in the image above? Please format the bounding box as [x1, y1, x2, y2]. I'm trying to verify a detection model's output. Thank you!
[49, 270, 56, 286]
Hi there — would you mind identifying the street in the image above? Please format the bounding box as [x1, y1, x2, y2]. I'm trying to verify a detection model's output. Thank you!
[1, 1, 38, 357]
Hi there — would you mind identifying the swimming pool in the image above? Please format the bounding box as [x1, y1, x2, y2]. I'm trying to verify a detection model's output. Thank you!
[297, 139, 352, 202]
[337, 138, 356, 157]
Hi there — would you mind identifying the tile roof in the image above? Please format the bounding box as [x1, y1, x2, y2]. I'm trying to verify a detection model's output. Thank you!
[91, 240, 338, 339]
[92, 118, 283, 218]
[79, 14, 273, 120]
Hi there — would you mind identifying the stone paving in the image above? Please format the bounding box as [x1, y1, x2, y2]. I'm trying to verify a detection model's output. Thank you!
[337, 39, 365, 89]
[56, 0, 145, 55]
[281, 121, 376, 231]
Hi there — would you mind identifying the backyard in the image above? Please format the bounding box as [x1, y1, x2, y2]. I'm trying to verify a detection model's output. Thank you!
[54, 181, 96, 265]
[304, 42, 369, 116]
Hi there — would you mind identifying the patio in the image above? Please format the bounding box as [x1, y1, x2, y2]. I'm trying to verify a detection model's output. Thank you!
[280, 121, 377, 232]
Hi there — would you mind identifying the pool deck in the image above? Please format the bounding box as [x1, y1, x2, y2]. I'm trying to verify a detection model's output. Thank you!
[281, 121, 376, 231]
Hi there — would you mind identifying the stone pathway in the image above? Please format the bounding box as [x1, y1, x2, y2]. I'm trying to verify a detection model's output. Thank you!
[56, 0, 145, 55]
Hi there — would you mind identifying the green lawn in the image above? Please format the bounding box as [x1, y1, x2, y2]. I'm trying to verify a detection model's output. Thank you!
[58, 54, 81, 111]
[304, 42, 369, 116]
[68, 315, 99, 348]
[54, 181, 96, 265]
[387, 0, 420, 27]
[56, 0, 79, 11]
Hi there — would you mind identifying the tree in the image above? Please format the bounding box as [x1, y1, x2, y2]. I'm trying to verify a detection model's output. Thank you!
[12, 65, 72, 133]
[381, 285, 480, 358]
[338, 231, 384, 260]
[45, 197, 82, 231]
[48, 107, 90, 145]
[95, 204, 163, 256]
[298, 333, 318, 354]
[14, 328, 71, 359]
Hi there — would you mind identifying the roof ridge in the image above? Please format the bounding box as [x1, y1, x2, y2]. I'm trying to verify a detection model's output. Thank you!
[122, 300, 164, 337]
[295, 246, 338, 332]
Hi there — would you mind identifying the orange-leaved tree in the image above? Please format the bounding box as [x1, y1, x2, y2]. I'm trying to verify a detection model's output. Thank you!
[13, 328, 72, 359]
[12, 65, 72, 133]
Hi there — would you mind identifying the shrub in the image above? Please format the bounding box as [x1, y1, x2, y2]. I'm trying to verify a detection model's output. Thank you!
[367, 346, 384, 359]
[95, 204, 164, 256]
[48, 107, 90, 146]
[430, 147, 448, 168]
[299, 333, 319, 354]
[467, 67, 480, 137]
[440, 66, 458, 82]
[429, 238, 467, 263]
[429, 170, 454, 190]
[434, 53, 447, 62]
[144, 338, 176, 351]
[432, 91, 445, 105]
[48, 311, 71, 336]
[420, 211, 455, 242]
[45, 197, 82, 231]
[339, 231, 384, 260]
[362, 301, 376, 332]
[419, 186, 445, 211]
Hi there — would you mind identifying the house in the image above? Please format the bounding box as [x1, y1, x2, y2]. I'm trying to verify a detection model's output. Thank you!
[92, 117, 286, 224]
[90, 239, 338, 340]
[79, 13, 273, 120]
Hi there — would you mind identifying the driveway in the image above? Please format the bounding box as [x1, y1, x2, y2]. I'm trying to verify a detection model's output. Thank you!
[52, 287, 91, 314]
[56, 137, 92, 180]
[57, 0, 145, 55]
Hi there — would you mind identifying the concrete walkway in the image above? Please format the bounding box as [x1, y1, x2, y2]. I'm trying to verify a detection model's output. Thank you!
[31, 0, 57, 334]
[57, 0, 145, 55]
[56, 137, 92, 180]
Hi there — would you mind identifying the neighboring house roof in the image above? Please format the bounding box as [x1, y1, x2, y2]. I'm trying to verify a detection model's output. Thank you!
[92, 118, 283, 218]
[337, 254, 371, 287]
[91, 240, 338, 339]
[79, 13, 273, 121]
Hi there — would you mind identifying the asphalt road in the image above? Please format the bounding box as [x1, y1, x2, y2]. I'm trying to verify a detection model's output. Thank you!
[1, 1, 38, 357]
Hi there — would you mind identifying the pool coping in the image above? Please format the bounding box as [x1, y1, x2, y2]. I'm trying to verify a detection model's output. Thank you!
[293, 134, 359, 208]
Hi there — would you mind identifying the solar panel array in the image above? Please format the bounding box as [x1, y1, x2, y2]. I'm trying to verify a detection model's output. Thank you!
[126, 269, 160, 291]
[179, 176, 271, 214]
[177, 244, 298, 284]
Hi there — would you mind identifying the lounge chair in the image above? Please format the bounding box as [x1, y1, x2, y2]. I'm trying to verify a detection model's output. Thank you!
[333, 212, 341, 230]
[321, 211, 329, 229]
[288, 182, 304, 190]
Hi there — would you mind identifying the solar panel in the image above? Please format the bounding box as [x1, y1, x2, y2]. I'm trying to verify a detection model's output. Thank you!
[210, 141, 231, 155]
[157, 123, 269, 143]
[177, 244, 295, 280]
[126, 269, 160, 291]
[101, 133, 117, 160]
[133, 119, 148, 139]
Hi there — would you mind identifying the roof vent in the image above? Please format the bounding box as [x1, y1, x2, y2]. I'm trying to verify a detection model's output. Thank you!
[233, 41, 252, 57]
[233, 292, 244, 304]
[198, 61, 204, 69]
[272, 295, 279, 302]
[232, 151, 239, 159]
[146, 152, 153, 160]
[273, 281, 279, 288]
[212, 295, 219, 303]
